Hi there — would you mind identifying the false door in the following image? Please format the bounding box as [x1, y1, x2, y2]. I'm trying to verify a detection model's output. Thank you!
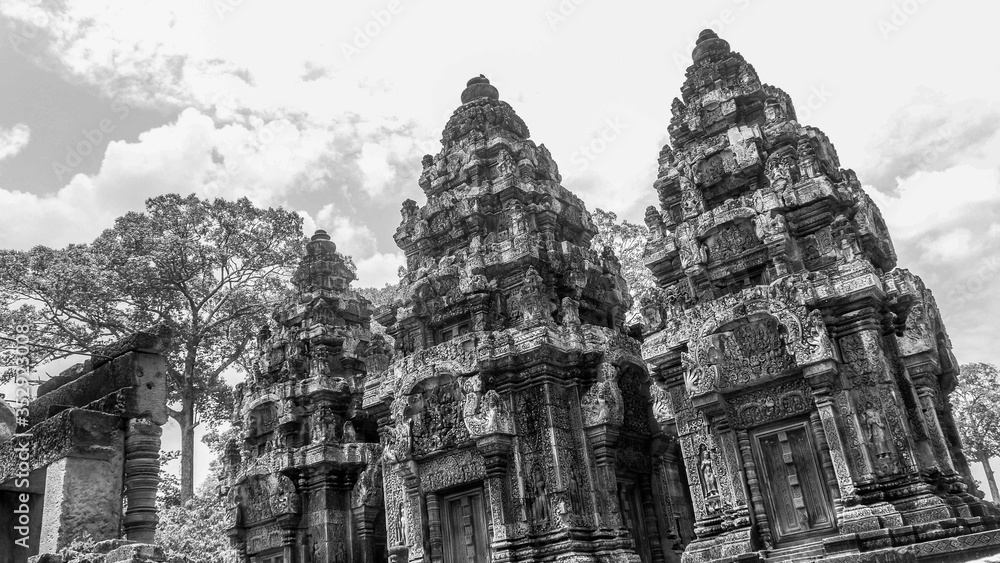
[441, 487, 492, 563]
[751, 420, 836, 545]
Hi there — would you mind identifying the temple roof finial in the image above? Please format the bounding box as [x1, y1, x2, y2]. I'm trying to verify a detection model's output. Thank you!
[692, 29, 731, 63]
[461, 74, 499, 104]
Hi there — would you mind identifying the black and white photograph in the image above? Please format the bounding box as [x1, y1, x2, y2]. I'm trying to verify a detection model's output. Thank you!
[0, 1, 998, 562]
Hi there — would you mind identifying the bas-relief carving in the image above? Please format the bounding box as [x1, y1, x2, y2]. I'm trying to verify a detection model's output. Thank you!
[642, 30, 997, 563]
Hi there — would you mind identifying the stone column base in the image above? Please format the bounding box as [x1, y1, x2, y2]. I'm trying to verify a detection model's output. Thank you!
[680, 528, 755, 563]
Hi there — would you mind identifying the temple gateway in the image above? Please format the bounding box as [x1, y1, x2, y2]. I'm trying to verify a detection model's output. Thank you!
[222, 31, 1000, 563]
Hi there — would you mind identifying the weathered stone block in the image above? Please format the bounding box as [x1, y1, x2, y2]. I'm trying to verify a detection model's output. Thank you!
[37, 455, 124, 554]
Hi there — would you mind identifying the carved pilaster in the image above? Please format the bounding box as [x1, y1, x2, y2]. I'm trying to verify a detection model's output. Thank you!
[123, 417, 162, 543]
[640, 478, 666, 563]
[584, 423, 624, 531]
[477, 432, 513, 542]
[425, 493, 443, 563]
[736, 429, 771, 549]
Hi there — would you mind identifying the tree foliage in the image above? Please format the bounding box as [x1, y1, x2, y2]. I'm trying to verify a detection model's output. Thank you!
[0, 194, 304, 502]
[590, 208, 655, 325]
[952, 362, 1000, 500]
[155, 474, 235, 563]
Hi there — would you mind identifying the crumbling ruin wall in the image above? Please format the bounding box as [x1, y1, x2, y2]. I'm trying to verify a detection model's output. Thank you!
[0, 326, 171, 563]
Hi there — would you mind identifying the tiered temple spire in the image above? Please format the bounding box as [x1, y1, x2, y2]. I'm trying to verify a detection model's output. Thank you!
[641, 29, 994, 562]
[366, 76, 676, 563]
[224, 229, 384, 563]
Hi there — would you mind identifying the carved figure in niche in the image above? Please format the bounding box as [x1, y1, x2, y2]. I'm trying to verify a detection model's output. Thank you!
[618, 485, 634, 528]
[227, 486, 245, 528]
[645, 205, 666, 240]
[496, 149, 516, 180]
[560, 296, 581, 326]
[679, 172, 705, 218]
[395, 502, 408, 545]
[639, 291, 663, 330]
[755, 212, 788, 240]
[797, 138, 818, 179]
[864, 402, 892, 457]
[568, 468, 583, 513]
[765, 152, 797, 192]
[333, 540, 347, 563]
[676, 222, 707, 269]
[595, 385, 610, 421]
[343, 420, 357, 443]
[699, 444, 719, 498]
[531, 463, 550, 521]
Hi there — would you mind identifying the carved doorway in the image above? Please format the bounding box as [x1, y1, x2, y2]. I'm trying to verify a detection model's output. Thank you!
[750, 419, 835, 545]
[441, 487, 492, 563]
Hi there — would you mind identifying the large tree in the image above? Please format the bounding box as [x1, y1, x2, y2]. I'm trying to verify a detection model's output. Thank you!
[0, 194, 303, 501]
[951, 362, 1000, 502]
[590, 208, 655, 326]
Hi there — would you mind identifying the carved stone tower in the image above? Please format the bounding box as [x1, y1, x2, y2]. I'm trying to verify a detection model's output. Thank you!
[365, 76, 680, 563]
[225, 230, 385, 563]
[640, 30, 997, 562]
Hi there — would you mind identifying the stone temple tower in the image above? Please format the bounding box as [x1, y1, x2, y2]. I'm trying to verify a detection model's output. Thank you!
[640, 30, 996, 562]
[225, 230, 386, 563]
[364, 76, 680, 563]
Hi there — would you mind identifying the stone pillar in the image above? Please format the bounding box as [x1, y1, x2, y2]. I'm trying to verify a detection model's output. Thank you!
[584, 423, 623, 531]
[306, 470, 353, 563]
[425, 492, 442, 563]
[650, 436, 685, 561]
[352, 505, 379, 563]
[909, 366, 986, 517]
[805, 363, 892, 535]
[736, 428, 772, 548]
[477, 433, 513, 544]
[397, 461, 423, 563]
[39, 456, 124, 554]
[710, 416, 750, 532]
[809, 410, 841, 509]
[36, 411, 124, 555]
[640, 477, 666, 563]
[123, 417, 162, 543]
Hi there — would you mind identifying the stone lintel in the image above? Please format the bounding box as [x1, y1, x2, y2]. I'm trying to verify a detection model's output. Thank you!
[30, 350, 168, 428]
[0, 409, 123, 483]
[89, 324, 173, 369]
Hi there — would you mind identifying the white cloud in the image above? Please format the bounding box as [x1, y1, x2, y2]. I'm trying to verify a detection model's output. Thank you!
[357, 142, 396, 197]
[0, 124, 31, 161]
[355, 251, 405, 288]
[0, 108, 417, 249]
[922, 228, 975, 262]
[307, 204, 378, 258]
[864, 165, 1000, 241]
[865, 164, 1000, 367]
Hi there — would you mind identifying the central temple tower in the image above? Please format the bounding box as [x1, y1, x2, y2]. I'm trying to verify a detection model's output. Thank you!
[365, 77, 681, 563]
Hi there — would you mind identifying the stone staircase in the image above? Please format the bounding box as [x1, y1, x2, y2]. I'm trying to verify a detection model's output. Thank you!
[764, 542, 828, 562]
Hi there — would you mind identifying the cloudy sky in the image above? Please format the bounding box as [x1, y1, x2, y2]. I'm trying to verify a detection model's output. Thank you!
[2, 0, 999, 490]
